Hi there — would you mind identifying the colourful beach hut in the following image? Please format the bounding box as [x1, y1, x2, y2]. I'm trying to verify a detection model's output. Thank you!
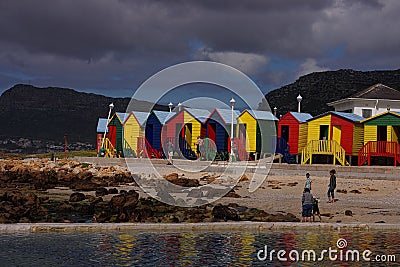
[358, 111, 400, 166]
[278, 112, 312, 154]
[96, 118, 108, 153]
[303, 111, 364, 165]
[163, 108, 210, 159]
[123, 111, 149, 157]
[107, 112, 129, 157]
[146, 111, 172, 151]
[236, 110, 278, 160]
[205, 108, 240, 153]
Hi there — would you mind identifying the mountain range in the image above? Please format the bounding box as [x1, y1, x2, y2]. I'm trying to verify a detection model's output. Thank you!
[1, 69, 400, 152]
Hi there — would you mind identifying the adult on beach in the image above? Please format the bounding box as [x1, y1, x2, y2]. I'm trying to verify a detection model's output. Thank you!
[302, 187, 313, 222]
[327, 169, 336, 203]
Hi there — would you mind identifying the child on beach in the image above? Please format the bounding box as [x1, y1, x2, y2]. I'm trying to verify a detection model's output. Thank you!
[327, 169, 336, 203]
[304, 172, 312, 191]
[301, 188, 313, 222]
[312, 196, 322, 222]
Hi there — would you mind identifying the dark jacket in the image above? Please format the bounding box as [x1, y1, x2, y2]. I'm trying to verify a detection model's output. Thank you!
[329, 174, 336, 190]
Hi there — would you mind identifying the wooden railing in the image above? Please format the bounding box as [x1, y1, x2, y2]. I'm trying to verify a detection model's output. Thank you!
[301, 140, 348, 166]
[103, 138, 116, 158]
[123, 139, 136, 158]
[358, 141, 400, 166]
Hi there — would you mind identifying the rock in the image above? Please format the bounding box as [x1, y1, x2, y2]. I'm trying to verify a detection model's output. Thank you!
[72, 181, 98, 191]
[337, 189, 347, 194]
[375, 221, 386, 223]
[239, 174, 249, 182]
[271, 185, 281, 189]
[268, 180, 281, 185]
[69, 192, 86, 202]
[287, 182, 298, 187]
[108, 188, 118, 194]
[211, 204, 239, 221]
[95, 187, 108, 197]
[224, 190, 241, 198]
[86, 195, 96, 202]
[164, 173, 179, 181]
[109, 195, 126, 211]
[350, 189, 362, 194]
[364, 187, 378, 192]
[345, 210, 353, 216]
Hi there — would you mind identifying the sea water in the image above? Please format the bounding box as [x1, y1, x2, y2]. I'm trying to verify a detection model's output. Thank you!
[0, 230, 398, 266]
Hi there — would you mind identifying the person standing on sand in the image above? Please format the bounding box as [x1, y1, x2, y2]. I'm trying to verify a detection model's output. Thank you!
[327, 169, 336, 203]
[302, 188, 313, 222]
[304, 172, 312, 191]
[167, 140, 174, 165]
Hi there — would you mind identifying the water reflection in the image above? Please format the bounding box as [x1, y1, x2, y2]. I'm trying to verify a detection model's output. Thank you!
[0, 230, 398, 266]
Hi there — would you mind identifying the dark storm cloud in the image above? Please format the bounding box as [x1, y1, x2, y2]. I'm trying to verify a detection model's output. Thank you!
[0, 0, 399, 97]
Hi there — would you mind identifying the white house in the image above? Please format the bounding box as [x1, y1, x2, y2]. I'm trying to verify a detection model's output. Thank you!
[327, 83, 400, 118]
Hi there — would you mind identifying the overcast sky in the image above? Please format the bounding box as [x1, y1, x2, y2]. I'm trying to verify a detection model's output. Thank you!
[0, 0, 399, 106]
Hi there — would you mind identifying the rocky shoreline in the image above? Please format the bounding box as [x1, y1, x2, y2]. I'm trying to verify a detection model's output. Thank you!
[0, 159, 299, 224]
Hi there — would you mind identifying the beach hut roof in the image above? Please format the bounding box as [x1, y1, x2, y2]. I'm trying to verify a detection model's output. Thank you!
[131, 111, 149, 126]
[153, 110, 173, 124]
[245, 110, 278, 121]
[361, 111, 400, 123]
[289, 112, 313, 123]
[185, 108, 211, 123]
[210, 108, 241, 124]
[308, 111, 364, 122]
[115, 112, 130, 123]
[96, 118, 108, 133]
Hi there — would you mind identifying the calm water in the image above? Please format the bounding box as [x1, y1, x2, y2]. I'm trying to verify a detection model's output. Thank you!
[0, 230, 398, 266]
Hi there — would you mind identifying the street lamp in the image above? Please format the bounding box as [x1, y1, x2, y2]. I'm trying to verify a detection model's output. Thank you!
[230, 98, 235, 162]
[297, 94, 302, 113]
[168, 102, 173, 112]
[273, 107, 277, 117]
[100, 102, 114, 151]
[177, 102, 182, 111]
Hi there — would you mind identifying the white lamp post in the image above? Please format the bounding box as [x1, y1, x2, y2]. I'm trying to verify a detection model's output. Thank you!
[168, 102, 173, 112]
[273, 107, 277, 117]
[297, 94, 302, 113]
[230, 98, 235, 162]
[177, 102, 182, 111]
[100, 102, 114, 150]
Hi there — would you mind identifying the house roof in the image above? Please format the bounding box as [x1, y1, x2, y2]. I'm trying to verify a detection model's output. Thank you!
[308, 111, 364, 123]
[96, 118, 108, 133]
[328, 84, 400, 106]
[350, 83, 400, 100]
[115, 112, 130, 123]
[153, 110, 173, 124]
[185, 108, 211, 123]
[289, 112, 313, 123]
[131, 111, 149, 126]
[210, 108, 241, 124]
[361, 111, 400, 123]
[245, 110, 278, 121]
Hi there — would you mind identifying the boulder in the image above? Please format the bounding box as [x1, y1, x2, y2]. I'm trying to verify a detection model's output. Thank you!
[212, 204, 239, 221]
[69, 192, 86, 202]
[95, 187, 109, 197]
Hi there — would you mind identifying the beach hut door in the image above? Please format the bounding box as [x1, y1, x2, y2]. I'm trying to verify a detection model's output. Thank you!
[377, 126, 387, 141]
[208, 123, 217, 142]
[108, 125, 117, 147]
[319, 125, 329, 140]
[332, 126, 341, 144]
[281, 126, 289, 142]
[145, 124, 153, 146]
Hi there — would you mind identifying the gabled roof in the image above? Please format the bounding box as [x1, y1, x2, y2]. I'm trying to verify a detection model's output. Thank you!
[308, 111, 364, 123]
[185, 108, 211, 123]
[243, 110, 278, 121]
[96, 118, 108, 133]
[115, 112, 130, 123]
[289, 112, 313, 123]
[208, 108, 241, 124]
[131, 111, 149, 126]
[350, 83, 400, 100]
[153, 110, 173, 124]
[361, 111, 400, 123]
[328, 84, 400, 106]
